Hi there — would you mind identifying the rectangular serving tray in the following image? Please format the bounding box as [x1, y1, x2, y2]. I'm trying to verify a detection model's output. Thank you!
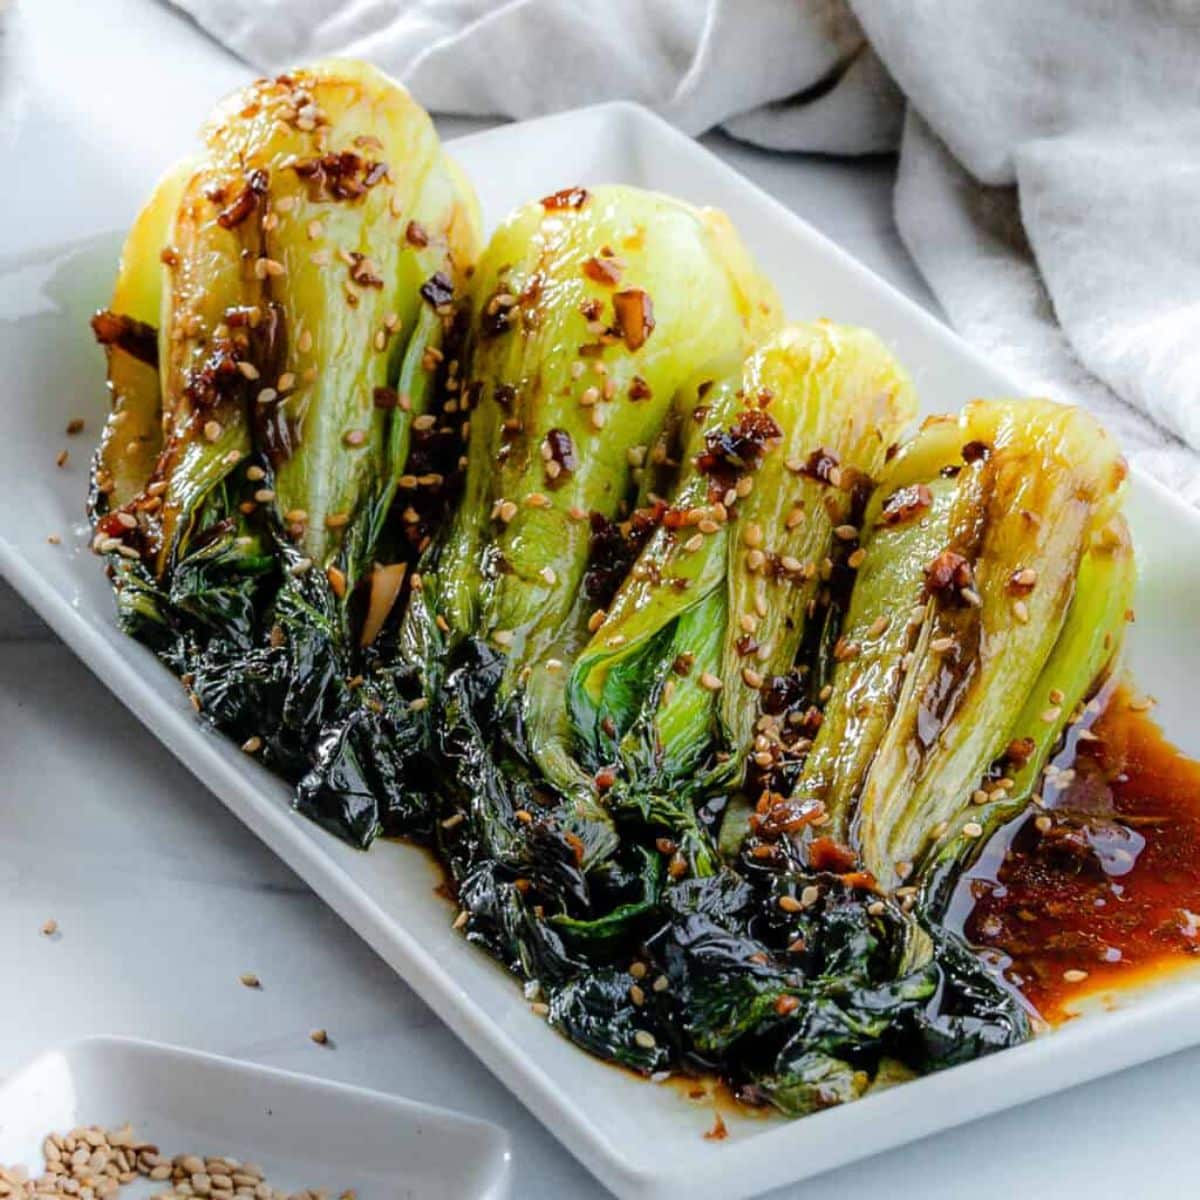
[2, 101, 1199, 1200]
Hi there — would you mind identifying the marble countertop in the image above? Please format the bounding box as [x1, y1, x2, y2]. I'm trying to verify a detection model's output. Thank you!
[3, 2, 1196, 1196]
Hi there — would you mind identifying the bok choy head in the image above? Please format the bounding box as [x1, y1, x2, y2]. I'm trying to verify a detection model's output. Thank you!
[90, 60, 481, 811]
[780, 399, 1131, 897]
[567, 323, 918, 872]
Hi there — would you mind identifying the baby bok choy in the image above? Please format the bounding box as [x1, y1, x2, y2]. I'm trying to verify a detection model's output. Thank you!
[782, 399, 1132, 901]
[89, 61, 481, 814]
[567, 322, 918, 874]
[382, 183, 783, 976]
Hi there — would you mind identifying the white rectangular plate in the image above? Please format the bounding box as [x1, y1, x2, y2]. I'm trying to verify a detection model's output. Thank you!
[0, 1038, 510, 1200]
[2, 102, 1199, 1200]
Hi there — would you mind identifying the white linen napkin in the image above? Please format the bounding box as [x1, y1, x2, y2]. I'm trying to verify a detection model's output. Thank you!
[165, 0, 1200, 493]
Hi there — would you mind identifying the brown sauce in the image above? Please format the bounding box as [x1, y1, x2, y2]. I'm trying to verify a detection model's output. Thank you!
[950, 683, 1200, 1023]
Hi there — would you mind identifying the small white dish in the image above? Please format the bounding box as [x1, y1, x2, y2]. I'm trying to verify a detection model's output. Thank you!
[3, 100, 1200, 1200]
[0, 1038, 511, 1200]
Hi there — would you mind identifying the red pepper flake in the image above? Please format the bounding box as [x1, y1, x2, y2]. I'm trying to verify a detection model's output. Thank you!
[808, 836, 857, 873]
[595, 768, 617, 792]
[347, 252, 384, 289]
[924, 549, 974, 599]
[216, 167, 269, 230]
[564, 831, 586, 863]
[540, 186, 590, 211]
[628, 375, 652, 401]
[774, 994, 800, 1017]
[1005, 736, 1037, 767]
[798, 447, 841, 486]
[420, 272, 455, 308]
[695, 409, 782, 502]
[612, 289, 654, 351]
[406, 220, 430, 247]
[703, 1113, 728, 1142]
[582, 256, 622, 286]
[879, 482, 933, 526]
[90, 310, 158, 368]
[373, 386, 399, 409]
[543, 428, 578, 478]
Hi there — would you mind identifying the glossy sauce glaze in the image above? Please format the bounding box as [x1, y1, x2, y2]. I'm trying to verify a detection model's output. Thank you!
[949, 683, 1200, 1023]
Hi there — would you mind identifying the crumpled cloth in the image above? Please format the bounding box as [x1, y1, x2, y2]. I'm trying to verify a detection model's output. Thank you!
[166, 0, 1200, 496]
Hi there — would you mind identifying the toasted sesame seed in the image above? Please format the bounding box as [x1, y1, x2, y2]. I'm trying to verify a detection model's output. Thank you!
[741, 667, 763, 689]
[834, 524, 858, 541]
[867, 615, 890, 638]
[746, 548, 766, 571]
[633, 1031, 657, 1050]
[277, 372, 296, 392]
[239, 973, 261, 989]
[203, 420, 222, 442]
[587, 609, 606, 633]
[930, 635, 956, 653]
[629, 960, 648, 980]
[309, 1029, 328, 1045]
[41, 918, 58, 936]
[699, 672, 723, 691]
[241, 736, 263, 754]
[962, 821, 984, 839]
[778, 895, 803, 913]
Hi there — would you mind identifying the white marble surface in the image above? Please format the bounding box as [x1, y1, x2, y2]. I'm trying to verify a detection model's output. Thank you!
[2, 2, 1197, 1196]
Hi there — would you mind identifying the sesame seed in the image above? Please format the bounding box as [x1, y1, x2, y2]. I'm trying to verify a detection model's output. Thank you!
[41, 918, 58, 936]
[629, 960, 648, 979]
[962, 821, 984, 838]
[288, 557, 313, 576]
[1034, 815, 1052, 834]
[324, 512, 350, 529]
[746, 548, 765, 571]
[848, 547, 867, 569]
[1128, 694, 1154, 712]
[633, 1031, 657, 1050]
[236, 361, 260, 380]
[343, 429, 366, 447]
[241, 736, 263, 754]
[683, 533, 704, 553]
[1013, 567, 1038, 587]
[867, 901, 885, 917]
[1013, 599, 1030, 623]
[1041, 705, 1062, 723]
[834, 524, 858, 541]
[743, 523, 763, 548]
[526, 492, 549, 508]
[800, 885, 820, 907]
[493, 629, 515, 648]
[452, 909, 469, 930]
[780, 555, 803, 574]
[277, 372, 296, 392]
[699, 672, 723, 691]
[539, 566, 557, 585]
[203, 420, 222, 442]
[239, 973, 261, 989]
[309, 1029, 328, 1045]
[930, 635, 956, 653]
[530, 1002, 550, 1017]
[629, 983, 646, 1006]
[867, 615, 890, 638]
[778, 895, 803, 913]
[741, 667, 763, 689]
[1063, 968, 1089, 983]
[590, 407, 607, 430]
[895, 861, 913, 880]
[253, 488, 275, 503]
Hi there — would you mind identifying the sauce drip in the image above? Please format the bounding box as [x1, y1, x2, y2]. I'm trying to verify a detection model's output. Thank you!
[951, 684, 1200, 1023]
